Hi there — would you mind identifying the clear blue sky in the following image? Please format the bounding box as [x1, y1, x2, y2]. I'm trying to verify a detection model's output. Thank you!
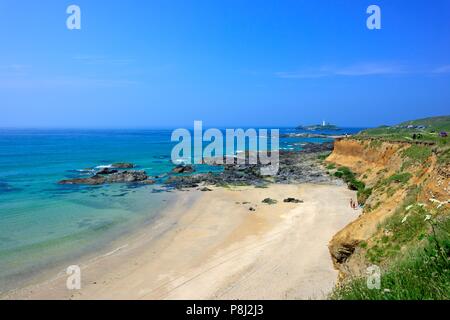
[1, 0, 449, 128]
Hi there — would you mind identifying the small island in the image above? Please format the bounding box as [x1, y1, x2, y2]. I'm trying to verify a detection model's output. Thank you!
[296, 121, 341, 131]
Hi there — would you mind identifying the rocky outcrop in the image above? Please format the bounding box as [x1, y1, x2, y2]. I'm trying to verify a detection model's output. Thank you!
[172, 165, 195, 174]
[164, 144, 338, 189]
[111, 162, 135, 169]
[97, 168, 118, 175]
[59, 170, 150, 185]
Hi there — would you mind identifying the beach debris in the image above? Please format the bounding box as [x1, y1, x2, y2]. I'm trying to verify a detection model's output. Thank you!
[262, 198, 278, 205]
[283, 197, 304, 203]
[249, 207, 256, 212]
[200, 187, 212, 192]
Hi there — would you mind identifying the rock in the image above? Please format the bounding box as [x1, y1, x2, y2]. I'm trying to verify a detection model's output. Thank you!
[283, 198, 304, 203]
[59, 170, 148, 185]
[165, 173, 216, 188]
[140, 179, 156, 185]
[111, 162, 135, 169]
[164, 143, 338, 188]
[331, 242, 358, 264]
[97, 168, 118, 175]
[59, 175, 106, 185]
[172, 165, 195, 174]
[262, 198, 277, 205]
[200, 187, 212, 192]
[249, 207, 256, 211]
[106, 170, 148, 183]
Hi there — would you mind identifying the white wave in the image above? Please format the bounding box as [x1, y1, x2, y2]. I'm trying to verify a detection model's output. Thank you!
[95, 164, 113, 169]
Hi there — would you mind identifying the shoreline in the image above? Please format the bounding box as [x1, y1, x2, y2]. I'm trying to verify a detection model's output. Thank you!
[4, 183, 360, 300]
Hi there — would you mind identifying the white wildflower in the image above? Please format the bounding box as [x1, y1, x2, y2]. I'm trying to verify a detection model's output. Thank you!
[417, 203, 426, 207]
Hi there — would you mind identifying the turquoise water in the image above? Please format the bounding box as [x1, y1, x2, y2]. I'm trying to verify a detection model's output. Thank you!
[0, 128, 359, 292]
[0, 129, 182, 291]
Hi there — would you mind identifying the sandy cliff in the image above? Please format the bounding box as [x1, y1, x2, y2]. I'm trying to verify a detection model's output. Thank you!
[326, 138, 449, 277]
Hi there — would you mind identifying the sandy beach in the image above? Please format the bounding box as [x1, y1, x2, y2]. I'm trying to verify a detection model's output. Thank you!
[5, 183, 360, 300]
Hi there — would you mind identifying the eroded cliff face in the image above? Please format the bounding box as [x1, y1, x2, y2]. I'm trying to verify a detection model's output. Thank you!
[327, 138, 449, 277]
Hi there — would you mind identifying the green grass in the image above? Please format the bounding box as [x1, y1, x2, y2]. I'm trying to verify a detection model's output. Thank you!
[399, 115, 450, 132]
[317, 152, 332, 161]
[369, 140, 383, 149]
[437, 147, 450, 165]
[332, 182, 450, 300]
[334, 167, 372, 205]
[384, 172, 412, 185]
[331, 212, 450, 300]
[326, 163, 336, 170]
[401, 145, 432, 163]
[356, 116, 450, 145]
[357, 188, 373, 206]
[365, 187, 422, 263]
[367, 205, 427, 263]
[332, 234, 450, 299]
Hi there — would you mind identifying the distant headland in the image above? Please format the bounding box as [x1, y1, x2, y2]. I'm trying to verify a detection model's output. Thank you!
[296, 121, 341, 131]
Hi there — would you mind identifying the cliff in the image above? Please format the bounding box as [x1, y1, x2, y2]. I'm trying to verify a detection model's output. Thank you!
[326, 138, 449, 278]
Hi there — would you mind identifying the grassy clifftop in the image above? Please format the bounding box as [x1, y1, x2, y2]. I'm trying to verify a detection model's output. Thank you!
[399, 116, 450, 131]
[358, 115, 450, 146]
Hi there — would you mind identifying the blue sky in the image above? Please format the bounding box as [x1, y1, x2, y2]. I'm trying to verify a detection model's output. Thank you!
[1, 0, 449, 128]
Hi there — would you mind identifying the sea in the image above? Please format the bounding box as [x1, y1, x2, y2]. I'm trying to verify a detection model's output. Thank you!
[0, 127, 363, 293]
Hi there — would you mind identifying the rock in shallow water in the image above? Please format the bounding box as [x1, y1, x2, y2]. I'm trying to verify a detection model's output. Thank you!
[59, 170, 150, 185]
[111, 162, 135, 169]
[172, 165, 195, 174]
[97, 168, 118, 175]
